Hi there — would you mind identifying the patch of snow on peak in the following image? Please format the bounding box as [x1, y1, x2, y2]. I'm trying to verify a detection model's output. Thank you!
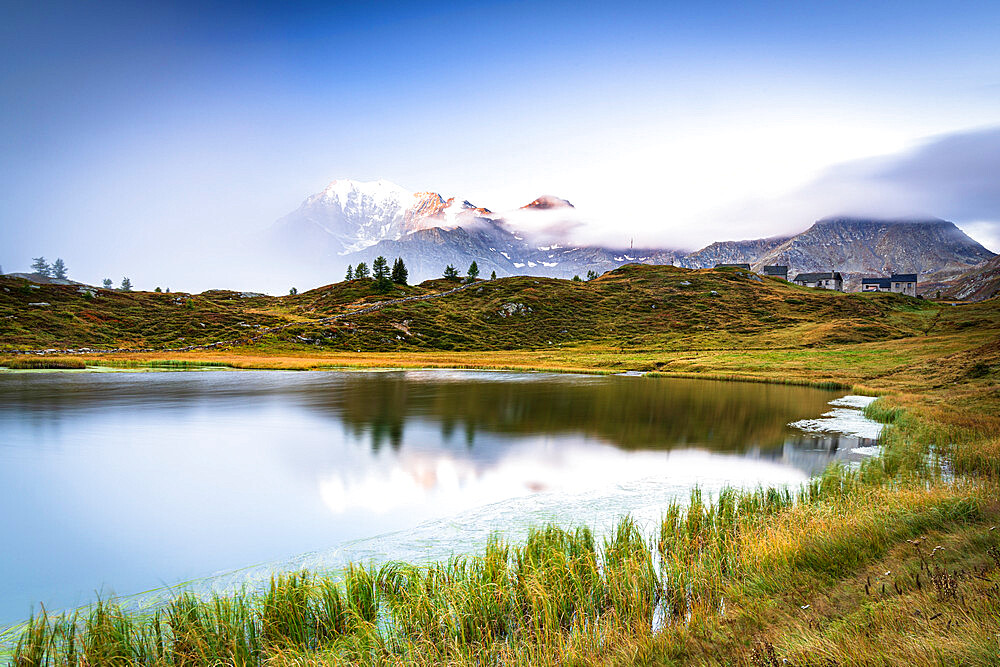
[322, 179, 412, 205]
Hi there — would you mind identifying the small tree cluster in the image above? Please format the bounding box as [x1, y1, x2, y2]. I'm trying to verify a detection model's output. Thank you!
[346, 257, 408, 287]
[30, 257, 68, 279]
[586, 270, 599, 281]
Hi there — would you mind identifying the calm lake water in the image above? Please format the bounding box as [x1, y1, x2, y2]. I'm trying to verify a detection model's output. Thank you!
[0, 369, 876, 624]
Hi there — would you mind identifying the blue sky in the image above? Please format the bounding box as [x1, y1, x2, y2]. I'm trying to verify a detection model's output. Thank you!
[2, 0, 999, 289]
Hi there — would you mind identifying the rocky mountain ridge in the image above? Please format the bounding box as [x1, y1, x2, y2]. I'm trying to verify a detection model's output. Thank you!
[268, 180, 995, 287]
[681, 217, 994, 292]
[943, 255, 1000, 301]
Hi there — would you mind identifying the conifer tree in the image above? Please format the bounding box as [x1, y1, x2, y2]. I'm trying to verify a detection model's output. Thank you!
[372, 256, 392, 292]
[466, 261, 479, 282]
[120, 277, 132, 292]
[102, 278, 113, 289]
[52, 258, 68, 279]
[31, 257, 51, 277]
[391, 257, 408, 285]
[443, 264, 459, 281]
[345, 265, 353, 281]
[586, 270, 598, 281]
[355, 262, 370, 279]
[490, 270, 496, 280]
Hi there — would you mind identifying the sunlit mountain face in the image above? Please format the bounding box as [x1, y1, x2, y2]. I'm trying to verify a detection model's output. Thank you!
[265, 179, 995, 289]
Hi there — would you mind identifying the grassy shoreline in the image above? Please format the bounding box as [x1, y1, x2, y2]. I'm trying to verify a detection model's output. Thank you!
[7, 348, 1000, 664]
[1, 355, 859, 392]
[10, 454, 997, 666]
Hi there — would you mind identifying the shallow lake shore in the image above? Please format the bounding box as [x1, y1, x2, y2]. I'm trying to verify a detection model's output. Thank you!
[3, 342, 998, 664]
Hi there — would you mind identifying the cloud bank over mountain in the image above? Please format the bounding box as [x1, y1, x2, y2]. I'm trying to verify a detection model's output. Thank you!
[708, 126, 1000, 252]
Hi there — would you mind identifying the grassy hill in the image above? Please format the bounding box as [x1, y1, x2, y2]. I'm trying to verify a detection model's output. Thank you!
[0, 264, 944, 353]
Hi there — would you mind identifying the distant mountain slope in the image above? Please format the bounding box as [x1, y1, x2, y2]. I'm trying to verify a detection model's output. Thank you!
[346, 223, 682, 282]
[680, 237, 790, 268]
[944, 255, 1000, 301]
[270, 179, 683, 281]
[761, 217, 993, 284]
[682, 217, 994, 291]
[268, 180, 994, 289]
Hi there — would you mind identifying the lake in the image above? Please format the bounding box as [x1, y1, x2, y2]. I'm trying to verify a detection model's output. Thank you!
[0, 369, 877, 625]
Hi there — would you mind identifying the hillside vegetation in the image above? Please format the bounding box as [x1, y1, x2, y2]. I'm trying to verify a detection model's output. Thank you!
[0, 265, 942, 353]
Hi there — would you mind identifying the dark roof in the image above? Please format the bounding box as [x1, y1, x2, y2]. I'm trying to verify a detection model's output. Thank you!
[794, 272, 842, 282]
[715, 263, 751, 270]
[862, 277, 891, 287]
[891, 273, 918, 282]
[763, 265, 788, 275]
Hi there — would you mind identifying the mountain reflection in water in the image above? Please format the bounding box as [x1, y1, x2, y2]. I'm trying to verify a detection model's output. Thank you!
[0, 370, 872, 624]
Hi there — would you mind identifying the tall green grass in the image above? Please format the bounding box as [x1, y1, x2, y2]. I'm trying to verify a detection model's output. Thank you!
[15, 459, 982, 666]
[863, 398, 903, 425]
[1, 358, 86, 370]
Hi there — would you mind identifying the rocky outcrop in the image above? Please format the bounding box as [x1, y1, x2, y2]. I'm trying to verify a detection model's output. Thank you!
[679, 236, 790, 269]
[681, 217, 994, 291]
[943, 255, 1000, 301]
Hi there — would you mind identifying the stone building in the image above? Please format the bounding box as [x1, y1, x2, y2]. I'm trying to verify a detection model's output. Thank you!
[763, 265, 788, 280]
[890, 273, 918, 297]
[861, 273, 918, 296]
[861, 277, 891, 292]
[793, 271, 843, 291]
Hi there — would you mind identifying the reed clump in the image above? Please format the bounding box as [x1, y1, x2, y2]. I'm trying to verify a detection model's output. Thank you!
[1, 357, 86, 370]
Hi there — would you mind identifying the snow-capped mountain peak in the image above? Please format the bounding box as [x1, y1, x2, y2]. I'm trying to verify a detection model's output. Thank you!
[275, 179, 508, 254]
[320, 178, 412, 204]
